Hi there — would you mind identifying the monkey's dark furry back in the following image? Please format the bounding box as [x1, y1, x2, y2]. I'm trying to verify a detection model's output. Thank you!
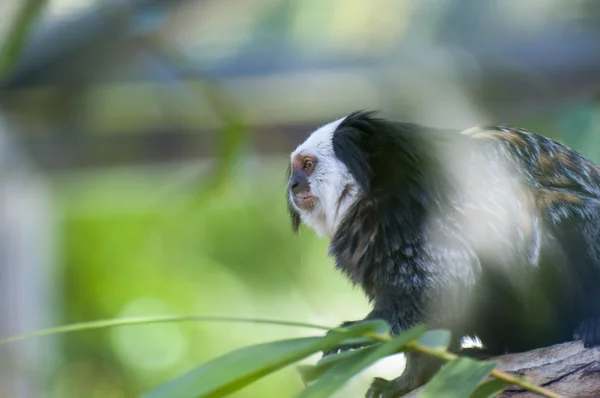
[481, 125, 600, 348]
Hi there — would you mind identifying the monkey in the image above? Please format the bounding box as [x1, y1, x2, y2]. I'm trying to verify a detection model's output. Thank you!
[286, 110, 600, 397]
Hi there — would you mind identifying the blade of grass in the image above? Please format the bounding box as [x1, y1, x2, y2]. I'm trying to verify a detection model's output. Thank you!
[144, 336, 336, 398]
[0, 315, 334, 345]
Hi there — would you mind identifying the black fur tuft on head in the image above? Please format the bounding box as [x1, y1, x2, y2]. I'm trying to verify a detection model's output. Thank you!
[331, 110, 376, 193]
[332, 109, 443, 198]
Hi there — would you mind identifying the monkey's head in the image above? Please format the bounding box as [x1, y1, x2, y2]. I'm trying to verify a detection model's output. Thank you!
[285, 110, 497, 241]
[286, 110, 420, 238]
[286, 113, 370, 238]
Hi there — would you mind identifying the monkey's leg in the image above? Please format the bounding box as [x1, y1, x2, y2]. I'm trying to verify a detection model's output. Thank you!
[573, 288, 600, 348]
[575, 317, 600, 347]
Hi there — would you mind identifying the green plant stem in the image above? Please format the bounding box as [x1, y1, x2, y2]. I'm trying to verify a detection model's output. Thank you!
[368, 334, 565, 398]
[0, 315, 332, 345]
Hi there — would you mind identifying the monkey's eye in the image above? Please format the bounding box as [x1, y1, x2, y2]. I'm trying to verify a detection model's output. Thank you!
[304, 159, 314, 172]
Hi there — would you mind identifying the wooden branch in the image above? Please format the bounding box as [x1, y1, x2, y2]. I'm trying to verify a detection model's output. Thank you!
[404, 341, 600, 397]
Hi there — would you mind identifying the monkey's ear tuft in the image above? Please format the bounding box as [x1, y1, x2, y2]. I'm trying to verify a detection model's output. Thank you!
[289, 206, 301, 234]
[286, 164, 302, 233]
[287, 195, 301, 233]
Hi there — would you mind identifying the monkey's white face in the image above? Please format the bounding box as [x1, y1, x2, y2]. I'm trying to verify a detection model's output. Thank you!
[288, 116, 361, 238]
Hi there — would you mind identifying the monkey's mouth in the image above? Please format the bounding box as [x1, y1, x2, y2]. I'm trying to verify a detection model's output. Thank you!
[293, 192, 316, 210]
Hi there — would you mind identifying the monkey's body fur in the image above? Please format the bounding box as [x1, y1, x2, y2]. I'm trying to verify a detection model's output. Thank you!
[287, 111, 600, 396]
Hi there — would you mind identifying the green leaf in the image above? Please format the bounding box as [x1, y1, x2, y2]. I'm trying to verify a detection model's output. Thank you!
[142, 319, 386, 398]
[297, 364, 316, 386]
[417, 329, 452, 350]
[469, 379, 512, 398]
[0, 315, 332, 346]
[297, 325, 425, 398]
[419, 357, 497, 398]
[142, 337, 332, 398]
[319, 337, 375, 352]
[297, 346, 372, 385]
[331, 319, 391, 337]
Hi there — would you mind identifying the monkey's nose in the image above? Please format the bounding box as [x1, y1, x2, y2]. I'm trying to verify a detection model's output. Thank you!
[290, 173, 309, 194]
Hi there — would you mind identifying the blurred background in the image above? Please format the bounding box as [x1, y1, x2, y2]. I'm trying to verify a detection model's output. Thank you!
[1, 0, 600, 397]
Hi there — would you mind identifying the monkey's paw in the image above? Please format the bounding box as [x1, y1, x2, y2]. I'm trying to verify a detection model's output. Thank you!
[575, 317, 600, 348]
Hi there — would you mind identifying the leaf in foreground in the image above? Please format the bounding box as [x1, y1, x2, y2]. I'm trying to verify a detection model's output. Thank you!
[297, 347, 370, 385]
[469, 379, 512, 398]
[297, 325, 426, 398]
[142, 320, 389, 398]
[417, 329, 452, 350]
[419, 357, 497, 398]
[0, 315, 333, 346]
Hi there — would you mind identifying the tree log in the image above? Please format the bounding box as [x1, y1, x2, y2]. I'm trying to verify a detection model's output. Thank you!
[404, 341, 600, 397]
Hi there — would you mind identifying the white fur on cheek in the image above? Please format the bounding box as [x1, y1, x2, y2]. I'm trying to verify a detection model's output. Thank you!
[290, 116, 361, 238]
